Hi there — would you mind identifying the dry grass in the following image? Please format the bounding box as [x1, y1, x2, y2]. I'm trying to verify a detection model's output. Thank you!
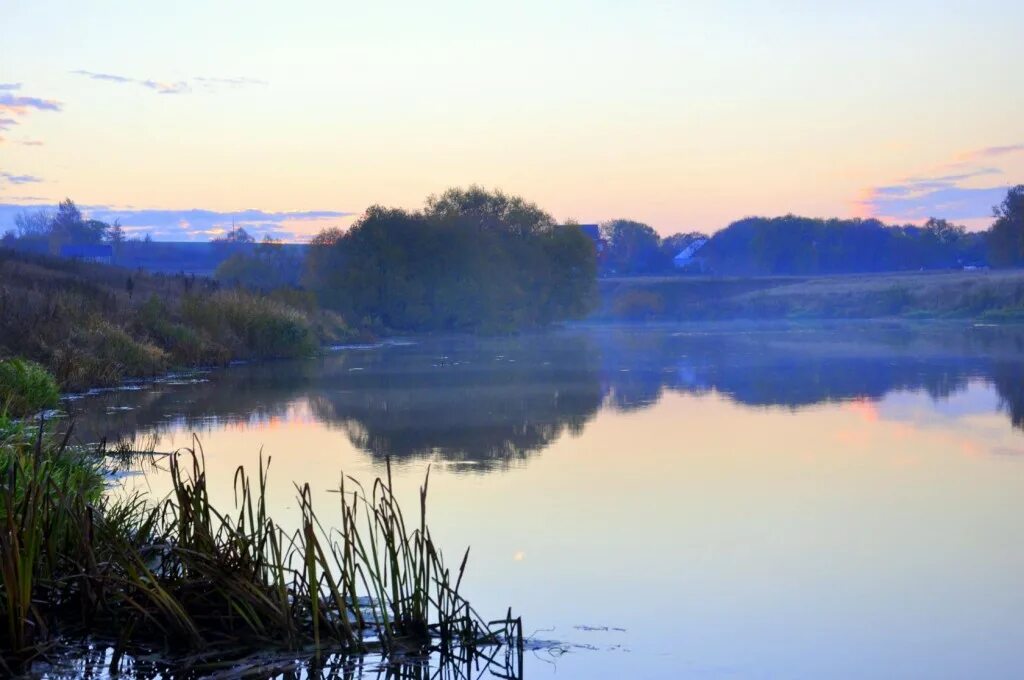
[0, 249, 354, 390]
[597, 269, 1024, 321]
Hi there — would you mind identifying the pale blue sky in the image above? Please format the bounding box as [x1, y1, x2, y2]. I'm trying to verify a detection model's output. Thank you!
[2, 0, 1022, 239]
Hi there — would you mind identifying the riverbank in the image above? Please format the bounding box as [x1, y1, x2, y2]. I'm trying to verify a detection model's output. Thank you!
[0, 249, 361, 391]
[595, 269, 1024, 321]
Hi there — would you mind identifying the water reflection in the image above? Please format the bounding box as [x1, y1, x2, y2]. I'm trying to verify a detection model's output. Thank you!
[70, 322, 1024, 469]
[26, 644, 523, 679]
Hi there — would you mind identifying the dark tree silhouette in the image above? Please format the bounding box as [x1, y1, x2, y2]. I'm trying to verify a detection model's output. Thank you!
[988, 185, 1024, 268]
[304, 187, 597, 332]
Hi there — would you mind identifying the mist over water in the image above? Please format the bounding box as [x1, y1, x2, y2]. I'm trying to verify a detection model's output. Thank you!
[67, 322, 1024, 678]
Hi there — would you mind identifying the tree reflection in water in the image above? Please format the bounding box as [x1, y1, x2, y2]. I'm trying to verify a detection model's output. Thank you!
[70, 323, 1024, 468]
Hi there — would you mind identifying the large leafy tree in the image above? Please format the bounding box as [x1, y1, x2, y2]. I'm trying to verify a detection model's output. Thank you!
[424, 185, 554, 236]
[599, 219, 667, 275]
[988, 185, 1024, 267]
[52, 199, 109, 247]
[304, 188, 596, 332]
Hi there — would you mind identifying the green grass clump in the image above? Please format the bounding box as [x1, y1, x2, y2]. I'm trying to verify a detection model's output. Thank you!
[0, 429, 520, 674]
[182, 290, 319, 359]
[0, 358, 59, 418]
[49, 322, 169, 390]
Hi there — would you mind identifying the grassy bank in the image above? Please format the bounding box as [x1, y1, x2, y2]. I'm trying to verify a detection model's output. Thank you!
[596, 269, 1024, 322]
[0, 249, 357, 391]
[0, 420, 520, 674]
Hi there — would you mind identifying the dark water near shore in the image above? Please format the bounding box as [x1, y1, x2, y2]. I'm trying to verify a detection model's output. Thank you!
[61, 321, 1024, 678]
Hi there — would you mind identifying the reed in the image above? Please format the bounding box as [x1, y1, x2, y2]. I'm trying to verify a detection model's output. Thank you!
[0, 424, 521, 674]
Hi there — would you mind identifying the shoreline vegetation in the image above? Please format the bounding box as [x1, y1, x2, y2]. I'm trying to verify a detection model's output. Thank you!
[0, 248, 359, 392]
[0, 412, 522, 676]
[597, 269, 1024, 322]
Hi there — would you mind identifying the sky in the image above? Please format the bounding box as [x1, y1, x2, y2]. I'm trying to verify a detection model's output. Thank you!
[1, 0, 1023, 241]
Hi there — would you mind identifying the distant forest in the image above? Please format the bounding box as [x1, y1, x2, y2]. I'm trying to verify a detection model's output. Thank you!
[2, 189, 598, 333]
[596, 185, 1024, 276]
[2, 185, 1024, 323]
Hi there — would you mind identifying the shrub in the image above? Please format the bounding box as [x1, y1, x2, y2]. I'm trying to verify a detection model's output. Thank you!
[135, 295, 230, 366]
[51, 323, 168, 390]
[610, 289, 666, 321]
[0, 358, 59, 417]
[182, 291, 318, 359]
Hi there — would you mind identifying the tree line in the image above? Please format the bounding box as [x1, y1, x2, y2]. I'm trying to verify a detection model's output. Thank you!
[3, 198, 136, 252]
[596, 184, 1024, 276]
[1, 188, 599, 333]
[3, 184, 1024, 331]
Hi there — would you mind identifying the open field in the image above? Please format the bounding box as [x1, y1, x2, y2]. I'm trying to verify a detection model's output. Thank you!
[596, 269, 1024, 321]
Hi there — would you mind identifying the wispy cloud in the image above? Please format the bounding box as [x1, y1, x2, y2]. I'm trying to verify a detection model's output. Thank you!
[0, 117, 45, 146]
[194, 76, 269, 92]
[0, 203, 352, 242]
[0, 172, 43, 186]
[858, 143, 1024, 226]
[71, 70, 190, 94]
[956, 144, 1024, 161]
[861, 185, 1008, 222]
[0, 84, 61, 147]
[0, 84, 63, 114]
[71, 71, 267, 95]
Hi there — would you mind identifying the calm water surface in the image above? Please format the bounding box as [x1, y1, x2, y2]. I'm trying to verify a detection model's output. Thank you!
[65, 322, 1024, 679]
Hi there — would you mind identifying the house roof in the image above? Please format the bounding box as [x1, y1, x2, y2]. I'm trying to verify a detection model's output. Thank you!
[60, 244, 113, 258]
[673, 238, 708, 263]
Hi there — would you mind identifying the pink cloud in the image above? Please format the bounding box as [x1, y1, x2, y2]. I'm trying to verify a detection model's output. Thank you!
[0, 84, 62, 115]
[0, 85, 60, 148]
[955, 144, 1024, 162]
[855, 143, 1023, 225]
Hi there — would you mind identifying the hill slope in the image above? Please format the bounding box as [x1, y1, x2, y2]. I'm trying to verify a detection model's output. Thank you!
[0, 249, 350, 390]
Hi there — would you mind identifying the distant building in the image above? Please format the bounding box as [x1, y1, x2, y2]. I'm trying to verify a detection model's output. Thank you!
[575, 224, 606, 255]
[673, 238, 709, 272]
[60, 244, 113, 265]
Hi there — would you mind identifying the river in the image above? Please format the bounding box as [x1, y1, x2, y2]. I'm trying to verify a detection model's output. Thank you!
[63, 321, 1024, 678]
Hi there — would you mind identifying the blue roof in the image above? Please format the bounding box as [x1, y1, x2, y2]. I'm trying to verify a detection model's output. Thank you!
[60, 244, 113, 258]
[673, 238, 709, 263]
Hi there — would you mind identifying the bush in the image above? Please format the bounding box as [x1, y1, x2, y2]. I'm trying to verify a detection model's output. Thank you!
[134, 295, 230, 366]
[182, 290, 318, 359]
[51, 323, 168, 390]
[0, 358, 60, 417]
[610, 289, 666, 321]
